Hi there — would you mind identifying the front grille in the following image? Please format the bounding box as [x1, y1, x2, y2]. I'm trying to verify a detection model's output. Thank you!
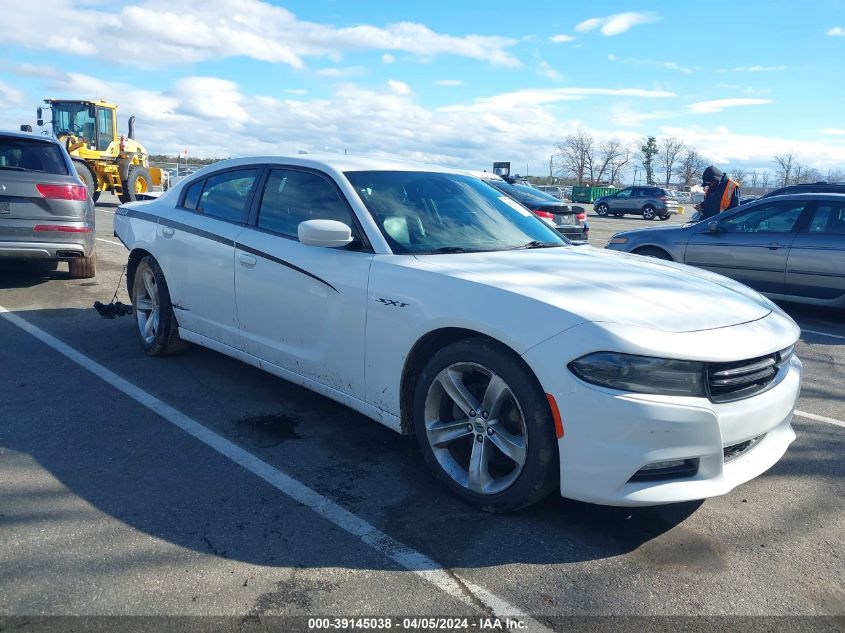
[707, 346, 793, 403]
[723, 434, 766, 463]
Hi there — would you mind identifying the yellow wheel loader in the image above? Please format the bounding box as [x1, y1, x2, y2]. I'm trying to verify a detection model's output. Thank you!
[32, 99, 165, 203]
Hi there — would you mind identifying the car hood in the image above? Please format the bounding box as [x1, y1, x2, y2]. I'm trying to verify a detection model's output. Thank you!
[414, 246, 772, 333]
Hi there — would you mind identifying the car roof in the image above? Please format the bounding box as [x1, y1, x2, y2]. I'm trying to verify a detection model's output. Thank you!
[190, 154, 468, 175]
[0, 129, 62, 145]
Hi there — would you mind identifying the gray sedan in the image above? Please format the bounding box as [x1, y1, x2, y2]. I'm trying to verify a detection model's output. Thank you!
[605, 193, 845, 309]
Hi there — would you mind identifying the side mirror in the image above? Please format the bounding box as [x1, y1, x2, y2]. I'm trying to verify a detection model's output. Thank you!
[707, 221, 719, 233]
[20, 124, 32, 132]
[298, 219, 354, 248]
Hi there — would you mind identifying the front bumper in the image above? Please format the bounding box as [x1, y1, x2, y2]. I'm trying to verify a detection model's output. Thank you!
[523, 318, 802, 506]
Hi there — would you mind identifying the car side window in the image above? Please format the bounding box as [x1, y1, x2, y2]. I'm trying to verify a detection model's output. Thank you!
[805, 203, 845, 235]
[182, 179, 204, 210]
[616, 189, 632, 198]
[720, 202, 805, 234]
[197, 169, 258, 223]
[257, 169, 357, 240]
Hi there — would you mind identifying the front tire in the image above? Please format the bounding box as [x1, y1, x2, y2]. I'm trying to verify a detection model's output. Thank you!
[413, 337, 558, 513]
[119, 165, 152, 204]
[131, 256, 189, 356]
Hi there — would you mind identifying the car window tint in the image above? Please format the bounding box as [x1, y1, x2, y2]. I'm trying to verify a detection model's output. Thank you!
[616, 189, 632, 198]
[182, 179, 204, 210]
[720, 202, 805, 234]
[806, 203, 845, 235]
[258, 169, 356, 240]
[0, 137, 69, 175]
[197, 169, 257, 223]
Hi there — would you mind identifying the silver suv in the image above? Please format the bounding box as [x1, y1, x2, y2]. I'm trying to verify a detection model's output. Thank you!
[593, 186, 682, 221]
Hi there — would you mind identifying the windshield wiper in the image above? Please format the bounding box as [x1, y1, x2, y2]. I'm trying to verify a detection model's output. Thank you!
[430, 246, 470, 254]
[0, 166, 28, 171]
[507, 240, 563, 250]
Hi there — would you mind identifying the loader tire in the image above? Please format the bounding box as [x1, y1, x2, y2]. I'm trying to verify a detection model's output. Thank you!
[118, 165, 152, 204]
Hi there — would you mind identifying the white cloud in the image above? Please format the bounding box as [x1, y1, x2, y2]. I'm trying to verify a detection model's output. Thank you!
[4, 0, 521, 68]
[285, 89, 308, 95]
[315, 66, 366, 77]
[827, 27, 844, 36]
[716, 65, 786, 73]
[687, 98, 772, 114]
[611, 107, 675, 127]
[538, 62, 563, 82]
[381, 54, 396, 64]
[549, 34, 575, 43]
[435, 80, 464, 86]
[0, 81, 25, 108]
[387, 79, 411, 96]
[608, 54, 616, 61]
[821, 128, 845, 135]
[575, 12, 660, 36]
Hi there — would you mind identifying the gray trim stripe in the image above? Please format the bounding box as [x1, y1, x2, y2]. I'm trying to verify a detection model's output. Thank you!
[236, 242, 339, 293]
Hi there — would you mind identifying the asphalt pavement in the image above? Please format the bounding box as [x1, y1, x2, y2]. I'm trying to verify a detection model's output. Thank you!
[0, 195, 842, 631]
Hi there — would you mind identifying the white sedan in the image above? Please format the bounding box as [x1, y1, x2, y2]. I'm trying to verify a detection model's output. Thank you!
[114, 155, 802, 511]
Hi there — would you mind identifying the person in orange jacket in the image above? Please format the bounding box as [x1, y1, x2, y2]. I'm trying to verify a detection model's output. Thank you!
[695, 166, 740, 219]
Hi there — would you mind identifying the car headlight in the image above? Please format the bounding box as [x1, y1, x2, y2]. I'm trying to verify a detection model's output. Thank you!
[568, 352, 706, 397]
[608, 237, 628, 244]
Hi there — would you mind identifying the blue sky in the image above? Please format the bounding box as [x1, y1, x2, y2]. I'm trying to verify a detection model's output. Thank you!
[1, 0, 843, 178]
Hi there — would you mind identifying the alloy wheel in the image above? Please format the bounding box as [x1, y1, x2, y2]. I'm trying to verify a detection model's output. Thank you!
[134, 267, 160, 345]
[423, 362, 528, 495]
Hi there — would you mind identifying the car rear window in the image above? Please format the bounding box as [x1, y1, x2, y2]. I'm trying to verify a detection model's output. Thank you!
[0, 137, 69, 175]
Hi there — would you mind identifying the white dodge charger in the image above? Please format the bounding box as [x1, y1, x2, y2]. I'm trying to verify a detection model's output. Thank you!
[114, 155, 802, 512]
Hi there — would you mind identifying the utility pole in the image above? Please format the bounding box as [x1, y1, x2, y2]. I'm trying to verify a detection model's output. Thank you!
[549, 155, 553, 180]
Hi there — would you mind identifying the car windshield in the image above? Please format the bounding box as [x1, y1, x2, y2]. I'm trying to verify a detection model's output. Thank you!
[512, 184, 560, 202]
[0, 137, 69, 175]
[487, 180, 555, 206]
[345, 171, 567, 254]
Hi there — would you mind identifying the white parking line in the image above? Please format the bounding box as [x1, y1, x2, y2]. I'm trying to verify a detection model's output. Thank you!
[801, 329, 845, 342]
[0, 305, 550, 631]
[795, 410, 845, 429]
[96, 238, 124, 247]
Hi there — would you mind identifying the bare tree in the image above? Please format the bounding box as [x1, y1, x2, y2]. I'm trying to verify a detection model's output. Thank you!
[827, 168, 845, 182]
[593, 139, 627, 184]
[750, 171, 759, 188]
[656, 137, 685, 186]
[797, 166, 822, 184]
[679, 148, 707, 186]
[608, 145, 633, 186]
[759, 171, 771, 190]
[773, 153, 796, 186]
[556, 130, 595, 186]
[731, 167, 748, 185]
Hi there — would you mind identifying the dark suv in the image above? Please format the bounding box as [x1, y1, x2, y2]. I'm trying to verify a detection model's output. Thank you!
[761, 182, 845, 199]
[593, 186, 682, 220]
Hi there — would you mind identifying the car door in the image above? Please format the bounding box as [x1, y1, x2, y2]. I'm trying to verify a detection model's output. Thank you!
[234, 167, 374, 400]
[155, 168, 258, 348]
[684, 200, 807, 297]
[611, 188, 633, 211]
[784, 200, 845, 302]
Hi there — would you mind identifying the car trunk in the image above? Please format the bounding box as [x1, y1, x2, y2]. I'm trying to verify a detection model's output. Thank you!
[0, 170, 86, 222]
[532, 203, 579, 227]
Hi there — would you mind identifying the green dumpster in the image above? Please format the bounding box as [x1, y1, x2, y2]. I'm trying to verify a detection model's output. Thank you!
[571, 186, 617, 203]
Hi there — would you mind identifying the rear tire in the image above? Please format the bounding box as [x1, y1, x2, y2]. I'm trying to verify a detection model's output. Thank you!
[413, 337, 559, 513]
[119, 165, 152, 204]
[595, 203, 609, 217]
[131, 256, 190, 356]
[68, 248, 96, 279]
[634, 246, 672, 261]
[642, 205, 657, 220]
[658, 214, 670, 221]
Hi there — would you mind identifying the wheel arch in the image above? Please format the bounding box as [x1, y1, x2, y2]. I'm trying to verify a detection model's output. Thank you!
[399, 327, 540, 435]
[632, 245, 674, 261]
[126, 248, 153, 296]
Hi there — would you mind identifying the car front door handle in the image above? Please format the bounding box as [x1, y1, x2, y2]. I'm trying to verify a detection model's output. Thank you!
[766, 243, 783, 250]
[238, 253, 257, 268]
[161, 226, 174, 238]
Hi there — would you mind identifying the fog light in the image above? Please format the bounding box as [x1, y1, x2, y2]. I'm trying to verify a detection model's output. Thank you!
[640, 459, 686, 471]
[628, 458, 699, 482]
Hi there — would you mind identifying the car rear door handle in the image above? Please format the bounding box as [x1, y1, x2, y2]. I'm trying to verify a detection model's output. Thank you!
[238, 253, 257, 268]
[161, 226, 174, 238]
[766, 243, 783, 250]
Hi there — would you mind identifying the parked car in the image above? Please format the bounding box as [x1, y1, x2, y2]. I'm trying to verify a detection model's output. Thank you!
[483, 178, 588, 240]
[0, 129, 95, 277]
[605, 193, 845, 309]
[740, 195, 759, 205]
[761, 182, 845, 199]
[593, 186, 682, 220]
[115, 155, 801, 511]
[533, 185, 566, 200]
